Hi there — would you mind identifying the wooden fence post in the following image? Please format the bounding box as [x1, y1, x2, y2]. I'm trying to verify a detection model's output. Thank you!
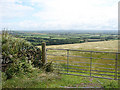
[42, 42, 46, 64]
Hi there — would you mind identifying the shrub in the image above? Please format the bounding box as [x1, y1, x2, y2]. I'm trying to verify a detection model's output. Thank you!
[2, 31, 42, 79]
[5, 59, 33, 79]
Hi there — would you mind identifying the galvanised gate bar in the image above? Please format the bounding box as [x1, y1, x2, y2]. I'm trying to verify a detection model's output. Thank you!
[46, 48, 120, 80]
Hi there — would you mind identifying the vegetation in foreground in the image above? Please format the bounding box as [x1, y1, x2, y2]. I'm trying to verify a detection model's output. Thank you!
[2, 69, 118, 88]
[1, 31, 53, 88]
[2, 31, 43, 79]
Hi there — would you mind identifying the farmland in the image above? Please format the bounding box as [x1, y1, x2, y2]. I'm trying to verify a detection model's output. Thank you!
[10, 30, 118, 46]
[2, 30, 119, 88]
[2, 39, 119, 88]
[45, 40, 118, 51]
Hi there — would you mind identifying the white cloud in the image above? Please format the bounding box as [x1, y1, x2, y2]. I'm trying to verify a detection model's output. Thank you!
[32, 0, 118, 30]
[0, 0, 34, 19]
[0, 0, 119, 30]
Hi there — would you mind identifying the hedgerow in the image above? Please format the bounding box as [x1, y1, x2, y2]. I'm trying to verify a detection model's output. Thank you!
[2, 31, 42, 79]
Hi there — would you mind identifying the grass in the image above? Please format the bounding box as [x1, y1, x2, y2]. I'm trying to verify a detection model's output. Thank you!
[2, 68, 118, 88]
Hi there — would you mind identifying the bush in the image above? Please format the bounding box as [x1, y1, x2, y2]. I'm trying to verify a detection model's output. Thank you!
[2, 31, 42, 79]
[5, 59, 33, 79]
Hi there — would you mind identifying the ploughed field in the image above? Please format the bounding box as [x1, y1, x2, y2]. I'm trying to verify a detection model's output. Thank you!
[38, 40, 119, 79]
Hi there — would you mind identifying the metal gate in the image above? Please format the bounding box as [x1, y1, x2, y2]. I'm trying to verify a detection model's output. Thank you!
[46, 48, 120, 80]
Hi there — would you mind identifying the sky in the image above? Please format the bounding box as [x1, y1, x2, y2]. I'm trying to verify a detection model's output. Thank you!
[0, 0, 119, 31]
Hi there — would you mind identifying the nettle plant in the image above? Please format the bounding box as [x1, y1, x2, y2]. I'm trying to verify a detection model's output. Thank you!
[2, 31, 42, 79]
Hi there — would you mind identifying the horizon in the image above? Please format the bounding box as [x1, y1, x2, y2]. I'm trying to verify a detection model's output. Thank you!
[1, 29, 118, 31]
[0, 29, 118, 33]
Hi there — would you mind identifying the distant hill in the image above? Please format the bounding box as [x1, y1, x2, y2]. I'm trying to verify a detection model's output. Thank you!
[10, 30, 118, 34]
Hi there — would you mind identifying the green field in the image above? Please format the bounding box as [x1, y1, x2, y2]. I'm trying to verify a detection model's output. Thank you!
[10, 30, 118, 46]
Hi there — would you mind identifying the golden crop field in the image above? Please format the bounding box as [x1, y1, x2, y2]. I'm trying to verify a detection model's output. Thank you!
[45, 40, 118, 52]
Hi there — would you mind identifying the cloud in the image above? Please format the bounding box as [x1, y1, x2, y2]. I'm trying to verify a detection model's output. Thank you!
[0, 0, 34, 19]
[0, 0, 119, 30]
[31, 0, 119, 30]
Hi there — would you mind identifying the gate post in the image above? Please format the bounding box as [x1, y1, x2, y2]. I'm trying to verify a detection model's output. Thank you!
[67, 50, 69, 73]
[90, 51, 93, 77]
[42, 42, 46, 64]
[114, 53, 118, 80]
